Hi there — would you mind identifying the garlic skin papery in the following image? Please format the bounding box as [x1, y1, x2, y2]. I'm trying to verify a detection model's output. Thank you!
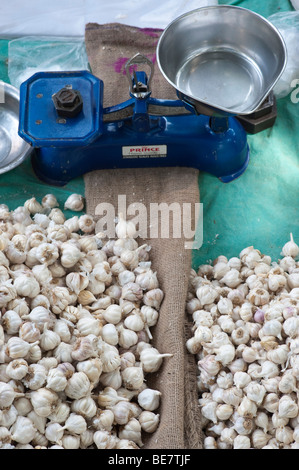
[187, 238, 299, 450]
[0, 195, 166, 449]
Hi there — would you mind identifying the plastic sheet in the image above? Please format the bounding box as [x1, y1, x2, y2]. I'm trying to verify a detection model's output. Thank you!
[8, 36, 89, 89]
[268, 11, 299, 99]
[88, 0, 218, 29]
[290, 0, 299, 9]
[0, 0, 218, 37]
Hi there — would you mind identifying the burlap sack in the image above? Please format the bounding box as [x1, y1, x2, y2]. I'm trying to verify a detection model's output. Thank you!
[84, 23, 203, 449]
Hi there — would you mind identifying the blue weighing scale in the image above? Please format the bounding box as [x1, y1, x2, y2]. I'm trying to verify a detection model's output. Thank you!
[17, 6, 286, 187]
[17, 53, 277, 186]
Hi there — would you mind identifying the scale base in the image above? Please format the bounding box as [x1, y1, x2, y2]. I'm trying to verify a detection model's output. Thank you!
[30, 113, 250, 186]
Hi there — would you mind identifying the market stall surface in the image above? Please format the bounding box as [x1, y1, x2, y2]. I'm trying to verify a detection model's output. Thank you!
[0, 0, 298, 269]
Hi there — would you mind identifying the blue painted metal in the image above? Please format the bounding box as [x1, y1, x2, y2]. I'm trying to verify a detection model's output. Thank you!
[18, 70, 250, 186]
[19, 70, 103, 147]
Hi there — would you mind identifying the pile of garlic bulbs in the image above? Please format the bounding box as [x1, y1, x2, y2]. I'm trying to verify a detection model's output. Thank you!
[186, 234, 299, 449]
[0, 194, 171, 449]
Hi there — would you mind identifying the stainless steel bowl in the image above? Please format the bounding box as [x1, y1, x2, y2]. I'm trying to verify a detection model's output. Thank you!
[157, 5, 287, 116]
[0, 83, 32, 174]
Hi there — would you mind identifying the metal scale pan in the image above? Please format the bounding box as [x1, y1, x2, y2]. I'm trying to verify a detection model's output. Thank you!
[0, 83, 32, 174]
[156, 5, 287, 117]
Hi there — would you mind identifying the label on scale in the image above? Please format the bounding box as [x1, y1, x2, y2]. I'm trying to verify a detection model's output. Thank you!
[122, 145, 167, 159]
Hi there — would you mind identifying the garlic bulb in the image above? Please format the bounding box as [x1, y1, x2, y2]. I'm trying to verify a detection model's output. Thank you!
[35, 242, 59, 266]
[23, 364, 47, 390]
[233, 435, 251, 449]
[121, 367, 144, 391]
[48, 401, 70, 424]
[23, 306, 51, 331]
[118, 418, 143, 447]
[118, 325, 138, 349]
[100, 344, 121, 373]
[41, 194, 58, 209]
[0, 198, 166, 449]
[48, 208, 65, 225]
[65, 372, 91, 400]
[64, 215, 80, 233]
[32, 264, 52, 287]
[64, 194, 85, 212]
[6, 337, 36, 359]
[71, 396, 97, 420]
[80, 430, 95, 448]
[10, 416, 37, 444]
[30, 388, 59, 417]
[6, 359, 29, 381]
[137, 388, 161, 411]
[139, 411, 160, 433]
[2, 310, 22, 335]
[140, 346, 173, 373]
[115, 213, 137, 239]
[76, 358, 102, 385]
[189, 237, 299, 450]
[101, 323, 119, 346]
[93, 430, 118, 449]
[78, 214, 96, 233]
[282, 233, 299, 258]
[278, 395, 298, 419]
[111, 401, 134, 425]
[24, 198, 43, 216]
[0, 405, 18, 428]
[61, 433, 81, 449]
[39, 323, 61, 351]
[33, 213, 50, 230]
[60, 242, 82, 268]
[44, 422, 64, 445]
[66, 272, 89, 295]
[0, 382, 19, 408]
[46, 367, 68, 392]
[62, 413, 87, 435]
[196, 284, 218, 306]
[221, 269, 241, 288]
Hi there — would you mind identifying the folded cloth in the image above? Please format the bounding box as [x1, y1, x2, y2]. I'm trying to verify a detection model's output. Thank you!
[84, 22, 203, 449]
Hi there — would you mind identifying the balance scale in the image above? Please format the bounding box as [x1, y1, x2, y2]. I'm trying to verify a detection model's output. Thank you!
[18, 7, 286, 186]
